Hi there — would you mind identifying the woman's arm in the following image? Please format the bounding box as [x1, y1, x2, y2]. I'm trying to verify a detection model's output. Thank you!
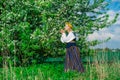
[61, 32, 75, 43]
[60, 33, 66, 43]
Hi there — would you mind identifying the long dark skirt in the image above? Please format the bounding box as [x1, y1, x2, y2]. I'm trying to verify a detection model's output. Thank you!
[64, 42, 85, 73]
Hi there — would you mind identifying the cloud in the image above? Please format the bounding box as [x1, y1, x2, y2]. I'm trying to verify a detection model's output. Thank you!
[86, 12, 96, 16]
[87, 1, 120, 48]
[87, 10, 120, 48]
[87, 28, 114, 41]
[107, 10, 116, 21]
[98, 10, 120, 23]
[94, 40, 120, 49]
[87, 23, 120, 41]
[111, 26, 120, 41]
[87, 26, 120, 48]
[114, 11, 120, 25]
[108, 10, 120, 23]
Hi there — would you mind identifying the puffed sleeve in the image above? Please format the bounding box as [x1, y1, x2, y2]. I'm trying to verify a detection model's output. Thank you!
[60, 32, 76, 43]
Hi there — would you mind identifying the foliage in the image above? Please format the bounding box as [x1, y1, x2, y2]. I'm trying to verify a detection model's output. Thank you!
[0, 0, 119, 66]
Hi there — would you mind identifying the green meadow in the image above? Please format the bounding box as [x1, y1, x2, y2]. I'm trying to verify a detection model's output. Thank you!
[1, 51, 120, 80]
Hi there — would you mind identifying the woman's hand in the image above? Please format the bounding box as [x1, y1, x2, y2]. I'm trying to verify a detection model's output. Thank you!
[60, 29, 65, 34]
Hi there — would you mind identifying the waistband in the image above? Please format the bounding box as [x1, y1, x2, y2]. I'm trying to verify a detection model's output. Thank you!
[66, 42, 76, 48]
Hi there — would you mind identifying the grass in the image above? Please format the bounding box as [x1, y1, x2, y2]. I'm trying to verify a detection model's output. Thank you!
[0, 51, 120, 80]
[0, 61, 120, 80]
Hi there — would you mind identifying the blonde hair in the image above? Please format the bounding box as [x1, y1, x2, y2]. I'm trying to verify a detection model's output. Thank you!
[65, 22, 73, 29]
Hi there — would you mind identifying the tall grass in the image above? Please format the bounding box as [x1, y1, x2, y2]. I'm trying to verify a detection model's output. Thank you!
[1, 51, 120, 80]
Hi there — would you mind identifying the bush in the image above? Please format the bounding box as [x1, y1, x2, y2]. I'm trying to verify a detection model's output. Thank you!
[0, 0, 118, 66]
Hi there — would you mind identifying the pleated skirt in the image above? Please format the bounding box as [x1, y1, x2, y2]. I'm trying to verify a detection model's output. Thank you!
[64, 42, 85, 73]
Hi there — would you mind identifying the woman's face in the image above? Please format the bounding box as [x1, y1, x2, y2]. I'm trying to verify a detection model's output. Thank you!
[64, 24, 70, 31]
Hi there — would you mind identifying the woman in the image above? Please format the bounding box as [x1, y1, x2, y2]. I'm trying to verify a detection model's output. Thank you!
[60, 22, 85, 73]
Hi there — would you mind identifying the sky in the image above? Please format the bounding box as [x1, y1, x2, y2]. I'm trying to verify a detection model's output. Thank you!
[87, 0, 120, 49]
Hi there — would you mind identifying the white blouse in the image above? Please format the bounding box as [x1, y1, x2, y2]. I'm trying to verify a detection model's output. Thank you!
[60, 31, 76, 43]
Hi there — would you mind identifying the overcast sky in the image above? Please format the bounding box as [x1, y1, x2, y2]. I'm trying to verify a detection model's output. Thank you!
[87, 0, 120, 49]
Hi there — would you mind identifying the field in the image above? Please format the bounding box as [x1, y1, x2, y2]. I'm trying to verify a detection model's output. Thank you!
[0, 62, 120, 80]
[0, 51, 120, 80]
